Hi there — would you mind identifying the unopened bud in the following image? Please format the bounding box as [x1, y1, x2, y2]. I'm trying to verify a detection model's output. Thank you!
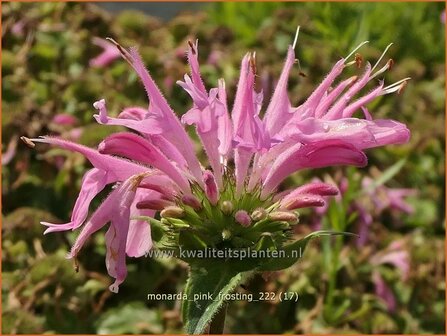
[281, 194, 325, 211]
[181, 194, 202, 211]
[160, 206, 185, 219]
[251, 208, 267, 221]
[269, 211, 299, 224]
[222, 229, 232, 240]
[235, 210, 251, 227]
[139, 183, 177, 200]
[203, 170, 219, 205]
[221, 200, 234, 215]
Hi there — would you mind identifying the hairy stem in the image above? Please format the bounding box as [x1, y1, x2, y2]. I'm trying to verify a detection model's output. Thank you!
[208, 303, 227, 334]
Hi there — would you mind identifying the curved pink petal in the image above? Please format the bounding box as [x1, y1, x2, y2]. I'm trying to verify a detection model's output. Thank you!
[364, 119, 410, 148]
[262, 140, 367, 196]
[68, 174, 144, 293]
[231, 53, 250, 127]
[93, 99, 164, 134]
[41, 168, 108, 233]
[187, 39, 207, 94]
[263, 46, 295, 136]
[52, 114, 78, 126]
[217, 79, 233, 158]
[323, 63, 372, 120]
[284, 117, 410, 150]
[30, 136, 148, 180]
[101, 104, 189, 169]
[387, 189, 416, 214]
[179, 41, 226, 186]
[90, 37, 121, 68]
[373, 271, 396, 312]
[341, 83, 384, 118]
[2, 137, 17, 165]
[287, 59, 345, 124]
[118, 106, 148, 120]
[150, 135, 188, 170]
[314, 76, 358, 118]
[125, 47, 204, 185]
[126, 189, 157, 258]
[99, 132, 191, 192]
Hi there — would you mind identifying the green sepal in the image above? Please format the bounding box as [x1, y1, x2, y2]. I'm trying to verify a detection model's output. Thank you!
[253, 233, 277, 251]
[179, 230, 207, 251]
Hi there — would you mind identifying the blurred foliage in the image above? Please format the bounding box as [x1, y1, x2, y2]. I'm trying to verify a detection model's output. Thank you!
[2, 2, 445, 334]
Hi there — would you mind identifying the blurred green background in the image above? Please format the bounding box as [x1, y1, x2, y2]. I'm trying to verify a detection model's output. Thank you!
[2, 2, 445, 334]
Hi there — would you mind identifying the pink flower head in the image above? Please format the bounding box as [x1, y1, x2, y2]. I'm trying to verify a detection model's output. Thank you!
[52, 113, 78, 126]
[371, 240, 410, 311]
[11, 20, 25, 37]
[312, 175, 415, 245]
[27, 34, 410, 292]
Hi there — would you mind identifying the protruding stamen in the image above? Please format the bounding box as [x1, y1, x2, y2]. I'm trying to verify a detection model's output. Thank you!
[251, 208, 267, 222]
[235, 210, 252, 227]
[397, 80, 408, 94]
[370, 59, 394, 80]
[388, 59, 394, 70]
[381, 78, 411, 95]
[106, 37, 132, 64]
[20, 136, 35, 148]
[371, 43, 393, 72]
[221, 200, 234, 215]
[345, 41, 369, 62]
[130, 172, 152, 191]
[292, 25, 300, 50]
[294, 58, 307, 77]
[249, 52, 257, 75]
[160, 206, 185, 219]
[187, 40, 196, 55]
[354, 53, 363, 68]
[74, 257, 79, 273]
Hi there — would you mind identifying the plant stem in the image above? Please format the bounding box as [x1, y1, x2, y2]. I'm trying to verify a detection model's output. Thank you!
[208, 303, 227, 334]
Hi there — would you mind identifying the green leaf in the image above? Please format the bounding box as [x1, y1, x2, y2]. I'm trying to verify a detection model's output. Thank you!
[96, 302, 163, 334]
[257, 230, 357, 272]
[362, 158, 407, 194]
[182, 261, 253, 334]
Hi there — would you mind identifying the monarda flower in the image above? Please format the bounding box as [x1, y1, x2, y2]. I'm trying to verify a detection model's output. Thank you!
[24, 33, 409, 333]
